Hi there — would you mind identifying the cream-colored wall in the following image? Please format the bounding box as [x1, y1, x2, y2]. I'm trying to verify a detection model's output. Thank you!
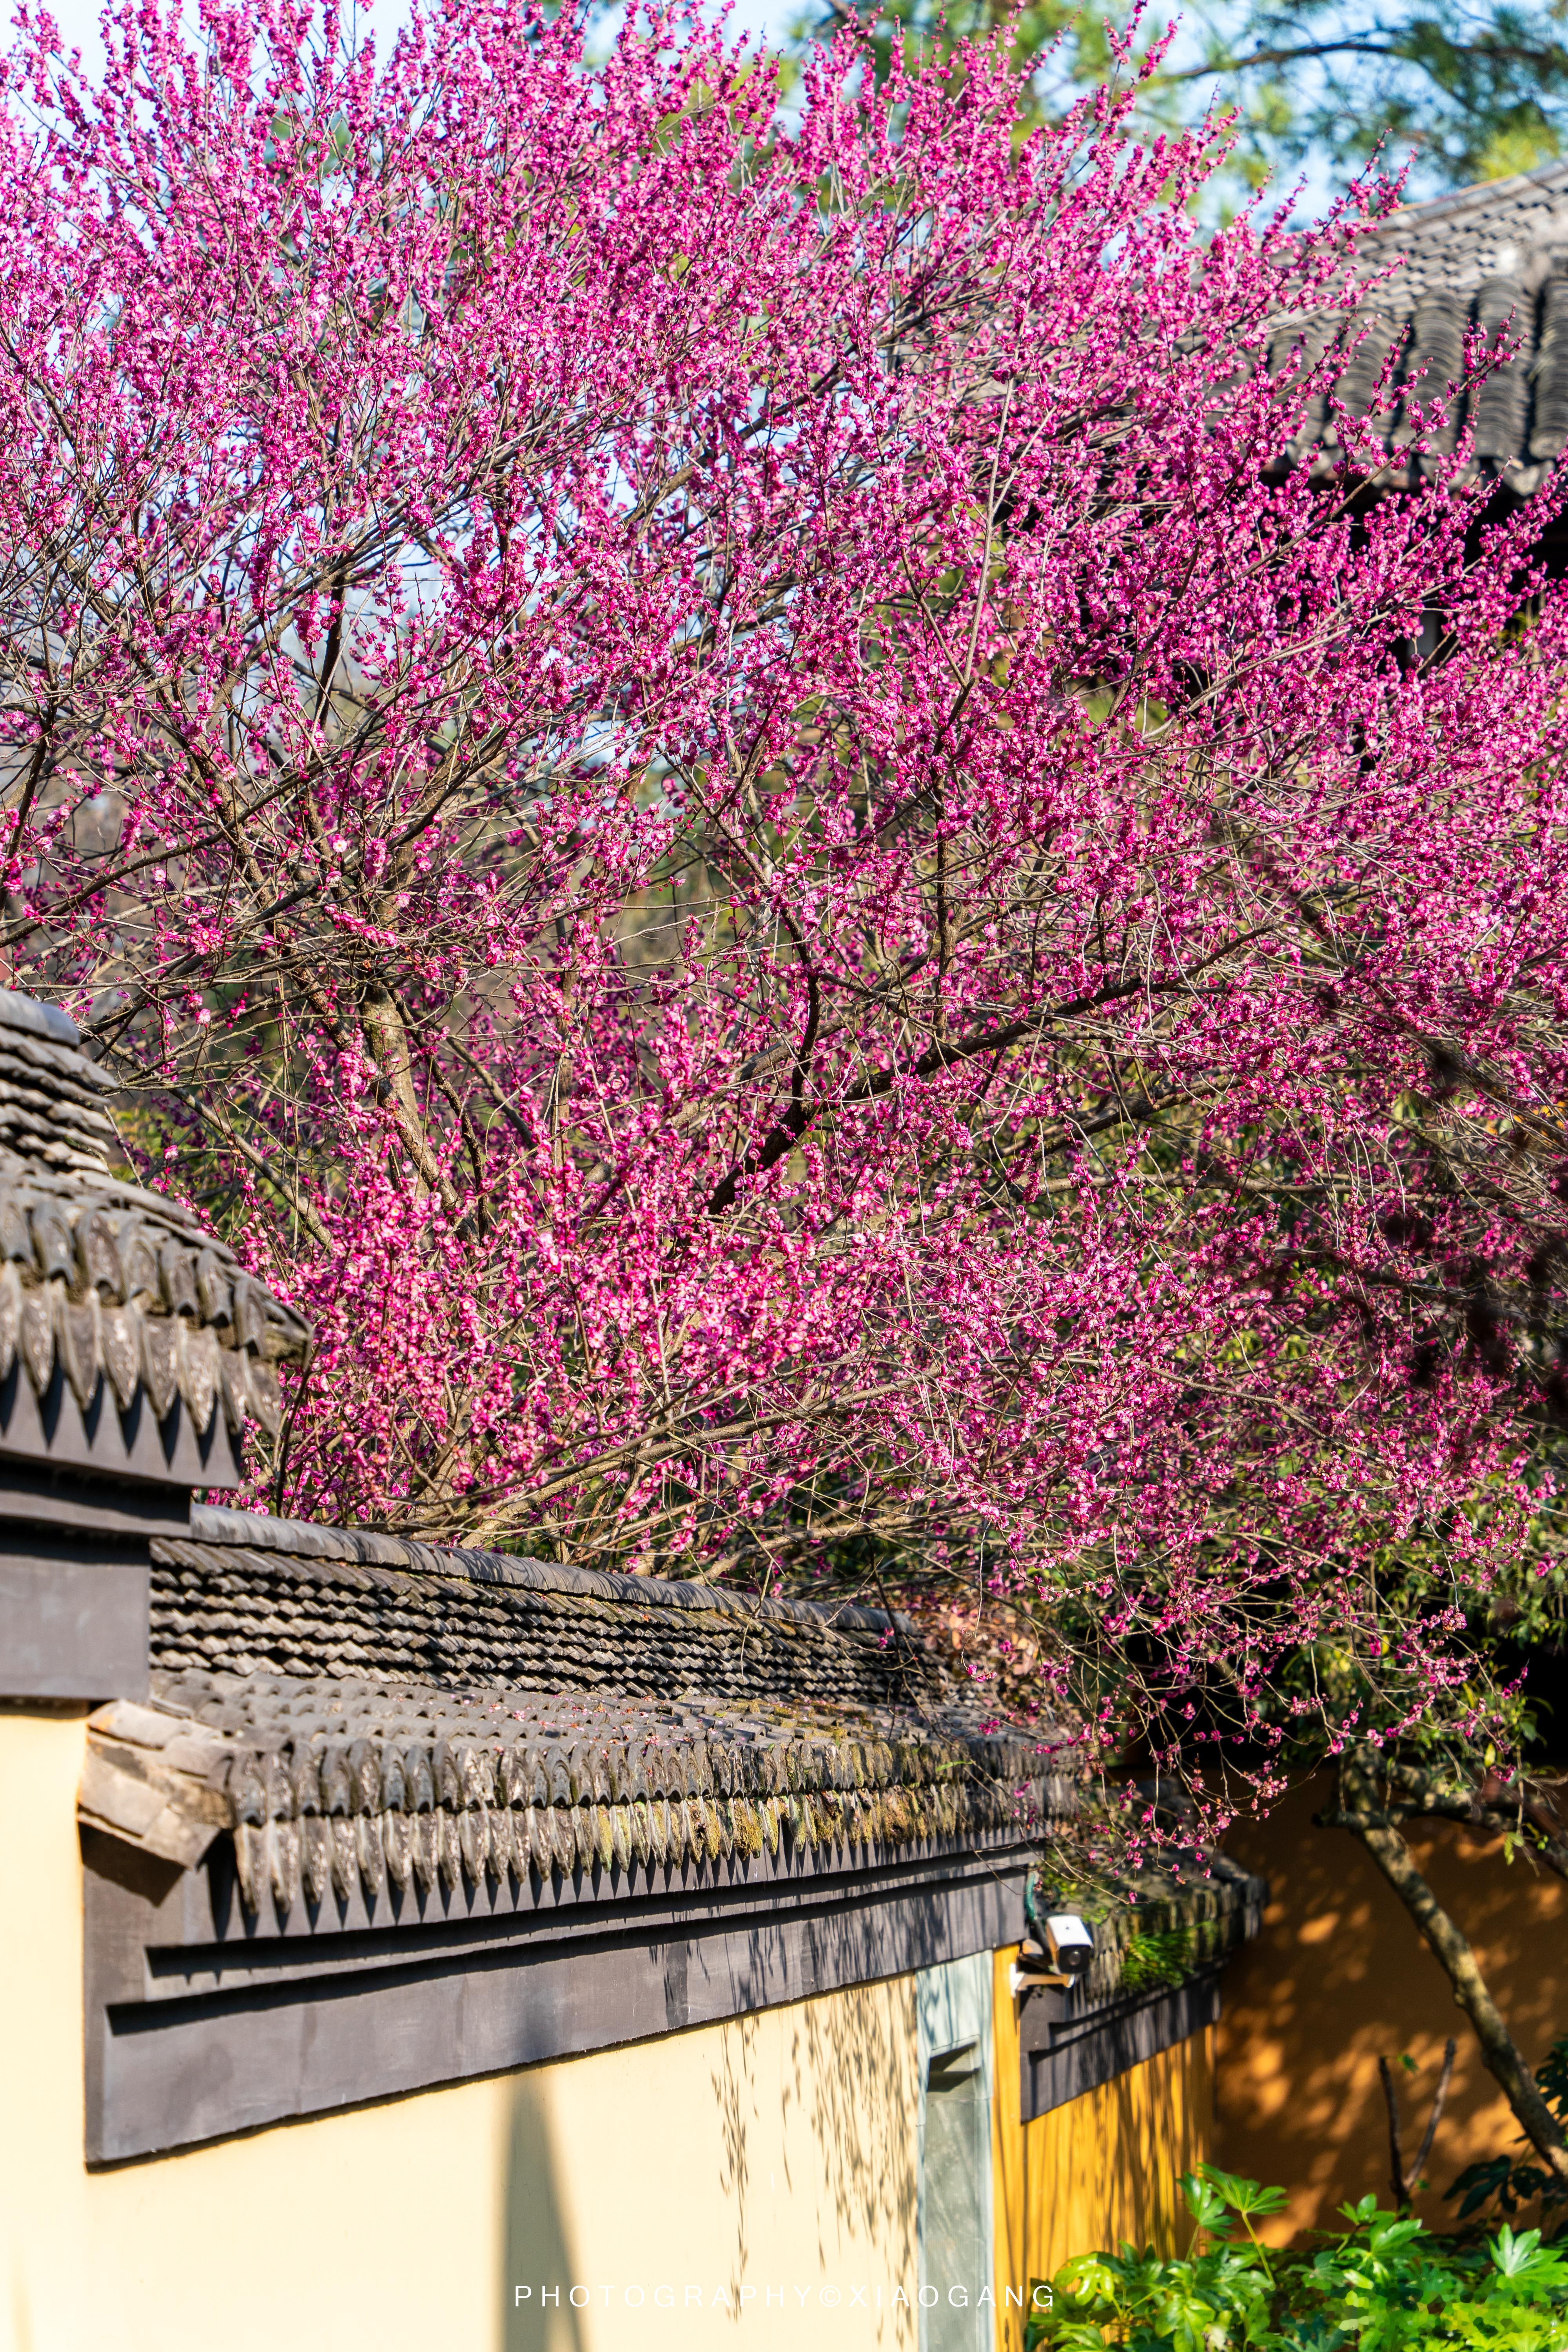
[0, 1710, 921, 2352]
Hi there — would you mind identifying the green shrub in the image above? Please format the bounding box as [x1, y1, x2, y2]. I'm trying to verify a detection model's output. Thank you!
[1025, 2163, 1568, 2350]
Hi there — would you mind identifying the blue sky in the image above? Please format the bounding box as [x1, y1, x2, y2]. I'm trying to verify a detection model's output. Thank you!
[23, 0, 802, 73]
[19, 0, 1350, 224]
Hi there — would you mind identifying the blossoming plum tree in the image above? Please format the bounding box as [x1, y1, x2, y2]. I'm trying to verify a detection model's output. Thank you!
[1, 5, 1566, 1863]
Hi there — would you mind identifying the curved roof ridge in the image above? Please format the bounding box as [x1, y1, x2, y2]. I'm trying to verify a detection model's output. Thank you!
[189, 1501, 914, 1639]
[1368, 158, 1568, 234]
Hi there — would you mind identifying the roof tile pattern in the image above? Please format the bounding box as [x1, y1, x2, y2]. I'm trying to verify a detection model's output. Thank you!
[150, 1534, 923, 1703]
[0, 993, 309, 1438]
[1274, 162, 1568, 495]
[84, 1673, 1068, 1915]
[77, 1508, 1074, 1915]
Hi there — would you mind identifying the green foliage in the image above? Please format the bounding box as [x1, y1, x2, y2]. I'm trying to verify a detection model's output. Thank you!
[1024, 2164, 1568, 2350]
[1119, 1926, 1196, 1994]
[786, 0, 1127, 138]
[1446, 2036, 1568, 2232]
[1167, 0, 1568, 196]
[785, 0, 1568, 212]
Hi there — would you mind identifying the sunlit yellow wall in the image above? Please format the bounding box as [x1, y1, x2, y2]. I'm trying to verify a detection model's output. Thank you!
[2, 1702, 1230, 2352]
[1217, 1776, 1568, 2241]
[0, 1710, 921, 2352]
[990, 1948, 1216, 2352]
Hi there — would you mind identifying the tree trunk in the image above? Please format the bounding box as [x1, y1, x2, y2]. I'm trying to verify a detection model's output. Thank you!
[1378, 2038, 1456, 2207]
[1336, 1755, 1568, 2184]
[359, 981, 459, 1212]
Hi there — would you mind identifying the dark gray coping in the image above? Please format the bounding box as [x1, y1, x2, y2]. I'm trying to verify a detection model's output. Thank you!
[189, 1503, 908, 1639]
[83, 1820, 1036, 2162]
[0, 1459, 192, 1539]
[1018, 1967, 1224, 2120]
[3, 1357, 241, 1490]
[0, 990, 79, 1047]
[0, 1468, 191, 1699]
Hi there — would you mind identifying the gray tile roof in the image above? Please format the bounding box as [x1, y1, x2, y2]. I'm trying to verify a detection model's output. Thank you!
[1275, 162, 1568, 493]
[0, 993, 309, 1452]
[152, 1504, 926, 1692]
[78, 1505, 1073, 1916]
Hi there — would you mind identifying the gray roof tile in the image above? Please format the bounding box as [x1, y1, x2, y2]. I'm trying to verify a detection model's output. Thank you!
[76, 1509, 1078, 1914]
[1276, 165, 1568, 492]
[0, 998, 309, 1449]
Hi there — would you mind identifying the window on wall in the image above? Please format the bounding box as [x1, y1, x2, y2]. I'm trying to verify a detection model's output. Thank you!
[922, 2043, 989, 2352]
[917, 1954, 994, 2352]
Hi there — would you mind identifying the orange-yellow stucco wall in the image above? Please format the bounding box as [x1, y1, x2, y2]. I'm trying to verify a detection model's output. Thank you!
[1216, 1775, 1568, 2242]
[0, 1710, 926, 2352]
[1, 1700, 1240, 2352]
[990, 1948, 1216, 2351]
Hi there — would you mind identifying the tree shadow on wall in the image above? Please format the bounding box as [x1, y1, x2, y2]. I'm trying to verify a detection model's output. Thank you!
[709, 2009, 765, 2301]
[1024, 2040, 1208, 2273]
[1217, 1775, 1568, 2236]
[502, 2073, 588, 2352]
[707, 1975, 918, 2330]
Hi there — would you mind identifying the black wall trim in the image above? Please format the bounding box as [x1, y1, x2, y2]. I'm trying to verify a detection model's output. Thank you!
[0, 1461, 191, 1538]
[0, 1543, 150, 1700]
[1019, 1969, 1223, 2120]
[84, 1828, 1033, 2163]
[0, 1356, 238, 1490]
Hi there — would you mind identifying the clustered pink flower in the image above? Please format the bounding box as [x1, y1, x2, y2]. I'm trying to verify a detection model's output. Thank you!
[0, 0, 1563, 1782]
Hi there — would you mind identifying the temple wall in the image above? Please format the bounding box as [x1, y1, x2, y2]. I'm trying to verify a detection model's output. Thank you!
[0, 1703, 1236, 2352]
[989, 1947, 1217, 2348]
[0, 1708, 922, 2352]
[1216, 1775, 1568, 2240]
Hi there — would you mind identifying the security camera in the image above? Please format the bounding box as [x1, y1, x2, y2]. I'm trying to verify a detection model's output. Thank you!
[1010, 1912, 1095, 1999]
[1043, 1913, 1094, 1975]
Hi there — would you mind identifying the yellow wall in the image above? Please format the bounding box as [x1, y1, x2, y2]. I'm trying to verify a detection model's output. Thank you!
[1, 1704, 1230, 2352]
[1217, 1776, 1568, 2242]
[0, 1710, 922, 2352]
[990, 1948, 1216, 2351]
